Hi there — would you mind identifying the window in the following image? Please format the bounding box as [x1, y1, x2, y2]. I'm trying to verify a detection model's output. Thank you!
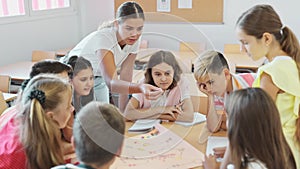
[0, 0, 74, 20]
[32, 0, 70, 11]
[0, 0, 25, 17]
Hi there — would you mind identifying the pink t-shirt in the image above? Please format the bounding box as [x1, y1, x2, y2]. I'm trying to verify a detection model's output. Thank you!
[0, 112, 27, 169]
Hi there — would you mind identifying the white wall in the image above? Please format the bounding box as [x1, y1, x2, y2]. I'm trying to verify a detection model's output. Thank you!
[0, 11, 80, 66]
[1, 0, 299, 66]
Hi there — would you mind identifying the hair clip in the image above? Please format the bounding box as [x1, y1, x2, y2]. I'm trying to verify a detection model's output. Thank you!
[28, 89, 46, 104]
[21, 79, 30, 90]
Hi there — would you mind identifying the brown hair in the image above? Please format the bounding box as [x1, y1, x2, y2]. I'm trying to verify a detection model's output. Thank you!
[225, 88, 296, 169]
[73, 102, 125, 167]
[19, 74, 72, 169]
[98, 1, 144, 30]
[144, 50, 182, 90]
[236, 4, 300, 145]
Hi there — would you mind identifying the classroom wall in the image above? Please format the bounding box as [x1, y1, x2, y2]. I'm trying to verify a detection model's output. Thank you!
[0, 12, 80, 66]
[0, 0, 299, 66]
[86, 0, 300, 52]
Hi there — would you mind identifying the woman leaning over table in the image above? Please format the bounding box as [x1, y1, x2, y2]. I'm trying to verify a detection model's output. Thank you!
[61, 1, 162, 112]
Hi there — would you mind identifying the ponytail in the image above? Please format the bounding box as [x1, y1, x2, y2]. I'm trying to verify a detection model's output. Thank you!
[19, 74, 72, 169]
[20, 99, 63, 169]
[280, 27, 300, 79]
[280, 27, 300, 144]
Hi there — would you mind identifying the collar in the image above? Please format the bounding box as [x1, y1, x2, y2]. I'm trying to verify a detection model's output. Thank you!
[77, 163, 95, 169]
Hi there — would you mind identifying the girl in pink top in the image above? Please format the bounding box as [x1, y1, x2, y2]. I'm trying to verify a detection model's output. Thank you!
[0, 74, 74, 169]
[124, 50, 193, 122]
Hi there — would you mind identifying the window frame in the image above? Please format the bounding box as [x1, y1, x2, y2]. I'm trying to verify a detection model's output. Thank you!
[0, 0, 77, 25]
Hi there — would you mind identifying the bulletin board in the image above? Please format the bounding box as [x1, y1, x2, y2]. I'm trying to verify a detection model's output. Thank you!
[114, 0, 223, 23]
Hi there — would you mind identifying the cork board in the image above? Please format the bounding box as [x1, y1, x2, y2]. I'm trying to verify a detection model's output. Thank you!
[114, 0, 223, 23]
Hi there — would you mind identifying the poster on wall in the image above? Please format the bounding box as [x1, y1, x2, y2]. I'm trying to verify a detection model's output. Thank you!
[178, 0, 192, 9]
[157, 0, 171, 12]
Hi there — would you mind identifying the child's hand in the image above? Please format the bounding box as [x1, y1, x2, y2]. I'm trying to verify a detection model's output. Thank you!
[203, 154, 218, 169]
[213, 146, 227, 158]
[160, 106, 182, 121]
[174, 101, 184, 111]
[140, 84, 163, 100]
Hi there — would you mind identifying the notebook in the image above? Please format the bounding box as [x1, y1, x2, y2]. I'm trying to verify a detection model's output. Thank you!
[206, 136, 228, 162]
[175, 112, 206, 126]
[128, 119, 161, 133]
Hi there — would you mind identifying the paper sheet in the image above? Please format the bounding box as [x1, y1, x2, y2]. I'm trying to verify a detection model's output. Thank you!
[111, 124, 204, 169]
[206, 136, 228, 156]
[128, 119, 161, 133]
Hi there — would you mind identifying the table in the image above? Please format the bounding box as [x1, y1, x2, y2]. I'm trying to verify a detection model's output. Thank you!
[3, 93, 17, 102]
[0, 61, 34, 84]
[63, 121, 227, 169]
[125, 121, 227, 169]
[56, 47, 73, 57]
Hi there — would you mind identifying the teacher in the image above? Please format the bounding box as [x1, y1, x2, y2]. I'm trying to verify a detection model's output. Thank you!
[63, 1, 163, 111]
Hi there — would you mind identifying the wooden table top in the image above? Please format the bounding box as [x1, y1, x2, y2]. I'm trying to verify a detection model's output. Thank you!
[125, 121, 227, 169]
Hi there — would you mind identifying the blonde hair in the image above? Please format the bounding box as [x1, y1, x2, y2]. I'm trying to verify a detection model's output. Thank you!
[19, 74, 72, 169]
[194, 50, 229, 81]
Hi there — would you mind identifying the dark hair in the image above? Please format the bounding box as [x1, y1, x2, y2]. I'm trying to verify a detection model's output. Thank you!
[73, 102, 125, 167]
[144, 50, 182, 90]
[21, 60, 72, 90]
[236, 4, 300, 145]
[116, 1, 145, 23]
[67, 56, 93, 79]
[98, 1, 144, 29]
[225, 88, 296, 169]
[30, 60, 72, 78]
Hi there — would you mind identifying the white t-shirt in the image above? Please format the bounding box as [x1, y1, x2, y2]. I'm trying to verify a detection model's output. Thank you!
[68, 27, 141, 76]
[227, 160, 267, 169]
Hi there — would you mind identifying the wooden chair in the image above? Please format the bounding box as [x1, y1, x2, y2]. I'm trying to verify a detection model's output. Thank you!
[32, 50, 56, 62]
[179, 42, 206, 53]
[224, 44, 244, 54]
[0, 91, 8, 116]
[0, 75, 11, 93]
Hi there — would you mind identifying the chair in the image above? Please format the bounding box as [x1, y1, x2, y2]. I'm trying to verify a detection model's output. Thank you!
[32, 50, 56, 62]
[0, 75, 11, 93]
[179, 42, 206, 53]
[224, 44, 244, 54]
[0, 91, 8, 116]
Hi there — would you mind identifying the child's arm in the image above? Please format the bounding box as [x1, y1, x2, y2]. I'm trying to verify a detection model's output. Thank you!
[206, 95, 226, 132]
[124, 97, 181, 121]
[174, 98, 194, 122]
